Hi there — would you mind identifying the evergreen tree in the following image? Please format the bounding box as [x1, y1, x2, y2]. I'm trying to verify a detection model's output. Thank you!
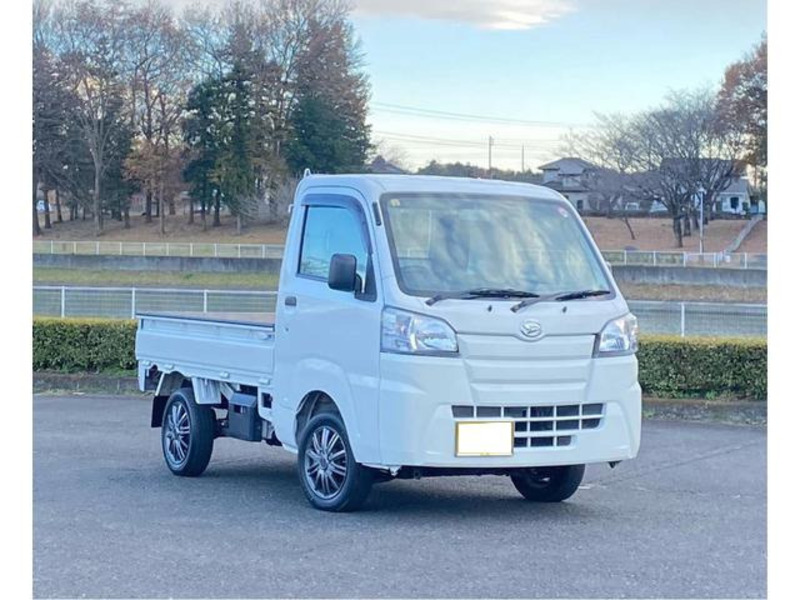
[287, 18, 371, 174]
[183, 77, 225, 228]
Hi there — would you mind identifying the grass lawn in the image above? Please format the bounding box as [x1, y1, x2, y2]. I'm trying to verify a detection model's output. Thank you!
[617, 282, 766, 303]
[33, 213, 767, 254]
[33, 267, 279, 290]
[34, 267, 765, 303]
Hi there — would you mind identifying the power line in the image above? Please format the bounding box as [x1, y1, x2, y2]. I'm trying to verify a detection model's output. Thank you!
[374, 130, 564, 150]
[371, 102, 591, 128]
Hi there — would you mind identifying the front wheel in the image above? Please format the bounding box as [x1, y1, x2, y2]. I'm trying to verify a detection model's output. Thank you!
[161, 388, 215, 477]
[297, 413, 373, 512]
[510, 464, 585, 502]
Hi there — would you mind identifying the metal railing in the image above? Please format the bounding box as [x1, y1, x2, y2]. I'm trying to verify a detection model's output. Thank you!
[32, 240, 285, 259]
[629, 300, 766, 338]
[33, 286, 278, 319]
[600, 250, 767, 270]
[33, 286, 766, 338]
[33, 240, 767, 269]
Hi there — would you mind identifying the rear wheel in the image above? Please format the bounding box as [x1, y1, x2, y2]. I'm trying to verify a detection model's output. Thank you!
[161, 388, 215, 477]
[510, 465, 585, 502]
[297, 413, 373, 512]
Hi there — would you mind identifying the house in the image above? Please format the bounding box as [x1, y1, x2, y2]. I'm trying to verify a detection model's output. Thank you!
[367, 155, 408, 175]
[538, 157, 596, 212]
[647, 163, 760, 216]
[711, 177, 757, 215]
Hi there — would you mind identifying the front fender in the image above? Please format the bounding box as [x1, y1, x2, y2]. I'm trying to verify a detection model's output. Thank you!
[274, 357, 380, 464]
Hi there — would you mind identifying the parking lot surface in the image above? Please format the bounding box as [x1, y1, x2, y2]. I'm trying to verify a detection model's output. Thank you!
[33, 395, 766, 598]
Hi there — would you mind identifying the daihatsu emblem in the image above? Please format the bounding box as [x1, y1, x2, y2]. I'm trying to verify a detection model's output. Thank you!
[520, 319, 543, 340]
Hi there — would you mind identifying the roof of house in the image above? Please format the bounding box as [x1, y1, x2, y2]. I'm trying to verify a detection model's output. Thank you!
[538, 157, 597, 174]
[367, 155, 408, 175]
[660, 158, 745, 176]
[719, 177, 750, 195]
[541, 181, 590, 193]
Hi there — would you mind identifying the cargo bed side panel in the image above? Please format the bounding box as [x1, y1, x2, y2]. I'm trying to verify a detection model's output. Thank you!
[136, 314, 275, 388]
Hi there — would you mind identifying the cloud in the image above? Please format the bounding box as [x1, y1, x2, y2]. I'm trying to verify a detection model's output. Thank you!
[353, 0, 575, 31]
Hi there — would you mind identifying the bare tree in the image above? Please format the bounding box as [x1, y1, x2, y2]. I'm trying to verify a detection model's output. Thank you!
[124, 0, 191, 229]
[564, 116, 640, 240]
[621, 90, 747, 247]
[52, 0, 129, 235]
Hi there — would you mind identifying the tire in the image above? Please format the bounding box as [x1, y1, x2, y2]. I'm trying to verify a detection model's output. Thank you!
[510, 464, 585, 502]
[161, 388, 215, 477]
[297, 413, 373, 512]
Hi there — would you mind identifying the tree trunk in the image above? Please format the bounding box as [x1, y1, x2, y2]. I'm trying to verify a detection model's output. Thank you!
[169, 198, 176, 216]
[188, 197, 194, 224]
[32, 172, 42, 236]
[159, 183, 166, 235]
[55, 189, 63, 223]
[236, 214, 242, 235]
[123, 206, 130, 229]
[213, 196, 221, 227]
[145, 189, 153, 223]
[673, 215, 683, 248]
[683, 213, 691, 237]
[623, 215, 636, 240]
[93, 168, 103, 235]
[201, 200, 207, 231]
[43, 189, 52, 229]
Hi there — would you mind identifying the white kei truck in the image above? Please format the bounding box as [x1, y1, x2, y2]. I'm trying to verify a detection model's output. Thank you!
[135, 174, 641, 512]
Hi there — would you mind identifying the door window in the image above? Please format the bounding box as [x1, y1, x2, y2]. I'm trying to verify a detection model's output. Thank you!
[298, 206, 368, 282]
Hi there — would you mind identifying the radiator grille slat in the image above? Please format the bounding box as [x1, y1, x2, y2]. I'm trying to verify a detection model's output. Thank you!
[452, 403, 606, 449]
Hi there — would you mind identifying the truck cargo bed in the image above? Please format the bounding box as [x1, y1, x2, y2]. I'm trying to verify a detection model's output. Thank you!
[135, 312, 275, 389]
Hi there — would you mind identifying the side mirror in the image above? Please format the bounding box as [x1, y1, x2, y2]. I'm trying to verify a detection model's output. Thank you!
[328, 253, 357, 292]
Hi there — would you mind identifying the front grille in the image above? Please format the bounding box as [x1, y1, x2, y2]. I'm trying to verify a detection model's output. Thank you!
[452, 403, 605, 449]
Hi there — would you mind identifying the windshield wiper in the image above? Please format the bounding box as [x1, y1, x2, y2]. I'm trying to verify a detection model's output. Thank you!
[511, 289, 611, 313]
[426, 288, 540, 306]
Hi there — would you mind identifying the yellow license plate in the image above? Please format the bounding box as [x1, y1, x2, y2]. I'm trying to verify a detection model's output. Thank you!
[455, 421, 514, 456]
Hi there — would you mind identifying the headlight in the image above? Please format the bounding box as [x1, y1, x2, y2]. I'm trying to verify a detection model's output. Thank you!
[381, 308, 459, 355]
[595, 313, 638, 357]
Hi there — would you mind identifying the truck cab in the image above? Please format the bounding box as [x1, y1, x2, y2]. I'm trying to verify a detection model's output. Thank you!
[136, 174, 641, 511]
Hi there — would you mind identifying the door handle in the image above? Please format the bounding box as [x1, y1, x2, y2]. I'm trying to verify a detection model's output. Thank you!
[285, 296, 297, 307]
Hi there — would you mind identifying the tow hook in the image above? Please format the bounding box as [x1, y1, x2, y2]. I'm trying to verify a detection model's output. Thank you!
[608, 461, 621, 469]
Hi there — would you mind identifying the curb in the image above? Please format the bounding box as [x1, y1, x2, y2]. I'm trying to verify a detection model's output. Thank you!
[643, 397, 766, 426]
[33, 372, 143, 395]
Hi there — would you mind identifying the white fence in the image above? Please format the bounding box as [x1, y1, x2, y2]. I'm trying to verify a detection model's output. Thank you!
[33, 286, 766, 338]
[32, 241, 767, 270]
[33, 286, 278, 319]
[600, 250, 767, 270]
[629, 300, 766, 338]
[32, 240, 285, 259]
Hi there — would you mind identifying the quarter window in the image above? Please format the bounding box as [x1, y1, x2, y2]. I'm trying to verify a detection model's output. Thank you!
[298, 206, 368, 281]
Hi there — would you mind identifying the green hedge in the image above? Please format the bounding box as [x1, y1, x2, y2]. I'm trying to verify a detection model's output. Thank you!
[33, 318, 137, 373]
[32, 319, 767, 400]
[638, 335, 767, 400]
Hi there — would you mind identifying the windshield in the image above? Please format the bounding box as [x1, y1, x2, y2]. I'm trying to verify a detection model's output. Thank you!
[380, 193, 611, 297]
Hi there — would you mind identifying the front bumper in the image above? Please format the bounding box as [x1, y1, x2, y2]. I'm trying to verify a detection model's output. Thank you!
[377, 352, 641, 469]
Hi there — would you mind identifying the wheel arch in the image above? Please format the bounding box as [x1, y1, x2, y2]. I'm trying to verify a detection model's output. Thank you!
[295, 390, 342, 443]
[150, 370, 192, 428]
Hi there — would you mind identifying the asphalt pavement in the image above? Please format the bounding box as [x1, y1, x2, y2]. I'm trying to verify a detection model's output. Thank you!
[33, 394, 766, 599]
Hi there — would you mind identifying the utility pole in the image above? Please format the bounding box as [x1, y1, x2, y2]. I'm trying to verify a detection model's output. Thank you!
[521, 145, 525, 172]
[488, 136, 494, 177]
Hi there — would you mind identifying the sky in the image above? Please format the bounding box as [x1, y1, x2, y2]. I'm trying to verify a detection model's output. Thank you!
[168, 0, 766, 170]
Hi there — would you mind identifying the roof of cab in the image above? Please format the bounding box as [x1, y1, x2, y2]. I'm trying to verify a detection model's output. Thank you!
[296, 173, 563, 200]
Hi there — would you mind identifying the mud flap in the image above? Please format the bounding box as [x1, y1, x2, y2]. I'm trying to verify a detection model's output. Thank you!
[151, 395, 169, 428]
